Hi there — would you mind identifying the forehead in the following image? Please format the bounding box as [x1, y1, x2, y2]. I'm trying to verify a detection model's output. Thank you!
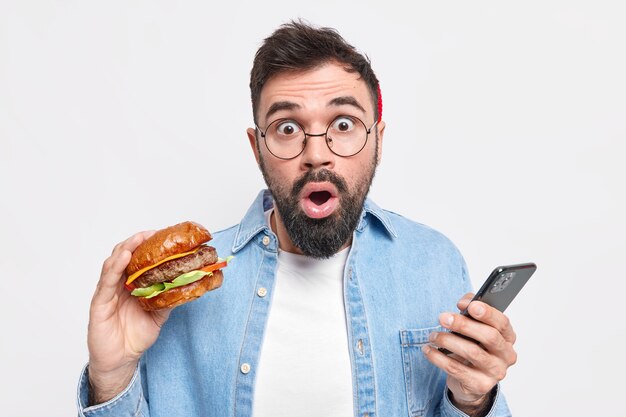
[258, 62, 373, 122]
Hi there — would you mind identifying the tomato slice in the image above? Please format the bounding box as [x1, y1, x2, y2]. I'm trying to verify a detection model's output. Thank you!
[125, 282, 136, 291]
[199, 260, 228, 273]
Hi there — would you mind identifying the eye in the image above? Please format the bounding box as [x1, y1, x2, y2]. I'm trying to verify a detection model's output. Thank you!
[331, 116, 355, 132]
[275, 120, 301, 136]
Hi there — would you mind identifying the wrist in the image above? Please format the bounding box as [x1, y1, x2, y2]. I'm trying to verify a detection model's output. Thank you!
[87, 361, 138, 405]
[448, 386, 496, 417]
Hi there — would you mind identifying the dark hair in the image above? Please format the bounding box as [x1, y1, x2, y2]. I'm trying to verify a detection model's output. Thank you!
[250, 19, 380, 124]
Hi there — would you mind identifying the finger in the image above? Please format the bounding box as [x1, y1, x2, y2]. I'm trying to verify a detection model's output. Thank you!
[466, 301, 517, 344]
[93, 249, 133, 304]
[439, 312, 514, 362]
[428, 331, 508, 380]
[457, 293, 475, 311]
[99, 230, 155, 293]
[110, 230, 155, 257]
[422, 344, 498, 397]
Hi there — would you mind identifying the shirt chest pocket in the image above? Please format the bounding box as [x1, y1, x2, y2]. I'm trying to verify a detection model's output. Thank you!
[400, 327, 446, 417]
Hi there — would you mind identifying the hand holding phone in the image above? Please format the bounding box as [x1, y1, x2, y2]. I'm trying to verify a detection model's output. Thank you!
[439, 262, 537, 355]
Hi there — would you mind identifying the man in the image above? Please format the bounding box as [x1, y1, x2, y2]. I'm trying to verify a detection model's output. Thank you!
[78, 21, 517, 417]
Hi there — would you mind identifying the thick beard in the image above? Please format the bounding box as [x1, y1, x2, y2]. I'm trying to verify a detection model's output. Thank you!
[258, 144, 378, 259]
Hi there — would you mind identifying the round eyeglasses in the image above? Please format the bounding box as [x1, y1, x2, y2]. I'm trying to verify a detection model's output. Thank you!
[256, 115, 377, 160]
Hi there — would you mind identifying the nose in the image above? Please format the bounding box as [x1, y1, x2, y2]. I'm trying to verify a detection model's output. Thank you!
[299, 133, 335, 171]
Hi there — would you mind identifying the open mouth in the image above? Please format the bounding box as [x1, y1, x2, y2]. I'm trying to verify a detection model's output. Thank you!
[299, 183, 339, 219]
[309, 190, 332, 206]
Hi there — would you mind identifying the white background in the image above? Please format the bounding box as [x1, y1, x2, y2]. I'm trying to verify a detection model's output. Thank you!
[1, 1, 624, 416]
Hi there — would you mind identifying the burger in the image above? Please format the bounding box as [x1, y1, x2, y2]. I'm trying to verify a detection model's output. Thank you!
[124, 221, 229, 311]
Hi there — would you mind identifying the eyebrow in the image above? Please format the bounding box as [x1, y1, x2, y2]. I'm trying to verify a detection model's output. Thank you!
[328, 96, 366, 113]
[265, 101, 301, 121]
[264, 95, 367, 122]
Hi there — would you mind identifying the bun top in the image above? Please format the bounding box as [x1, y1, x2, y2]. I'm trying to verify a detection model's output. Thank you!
[126, 221, 212, 276]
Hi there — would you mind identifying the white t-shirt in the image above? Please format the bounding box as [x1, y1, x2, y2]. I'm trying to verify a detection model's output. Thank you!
[252, 213, 354, 416]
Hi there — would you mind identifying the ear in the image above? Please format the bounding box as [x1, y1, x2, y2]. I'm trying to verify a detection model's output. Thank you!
[375, 120, 385, 164]
[247, 127, 261, 166]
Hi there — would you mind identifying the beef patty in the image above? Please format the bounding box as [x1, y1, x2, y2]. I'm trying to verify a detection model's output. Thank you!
[133, 245, 218, 288]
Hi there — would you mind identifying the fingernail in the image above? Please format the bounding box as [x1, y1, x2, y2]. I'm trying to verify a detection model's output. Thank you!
[428, 332, 437, 342]
[440, 313, 454, 327]
[422, 344, 431, 354]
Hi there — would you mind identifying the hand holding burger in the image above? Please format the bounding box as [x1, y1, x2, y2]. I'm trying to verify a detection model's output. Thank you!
[125, 221, 228, 311]
[87, 221, 228, 404]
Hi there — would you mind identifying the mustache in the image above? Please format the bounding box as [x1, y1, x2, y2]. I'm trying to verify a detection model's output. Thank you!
[291, 169, 348, 197]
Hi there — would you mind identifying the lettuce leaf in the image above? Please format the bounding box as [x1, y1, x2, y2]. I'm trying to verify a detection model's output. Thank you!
[131, 270, 211, 298]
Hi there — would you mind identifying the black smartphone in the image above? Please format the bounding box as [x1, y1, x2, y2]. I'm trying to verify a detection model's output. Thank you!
[438, 262, 537, 355]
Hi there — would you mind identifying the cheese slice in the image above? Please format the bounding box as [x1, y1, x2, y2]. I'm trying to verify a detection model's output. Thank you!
[125, 247, 201, 285]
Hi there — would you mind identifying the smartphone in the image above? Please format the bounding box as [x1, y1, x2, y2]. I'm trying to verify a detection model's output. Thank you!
[438, 262, 537, 355]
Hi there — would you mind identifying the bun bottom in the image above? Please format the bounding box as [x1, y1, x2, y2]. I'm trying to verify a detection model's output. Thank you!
[137, 270, 224, 311]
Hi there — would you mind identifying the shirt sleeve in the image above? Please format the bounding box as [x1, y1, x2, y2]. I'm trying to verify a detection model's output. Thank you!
[439, 384, 511, 417]
[76, 363, 149, 417]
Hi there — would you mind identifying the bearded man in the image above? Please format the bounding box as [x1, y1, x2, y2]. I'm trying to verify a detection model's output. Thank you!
[79, 20, 518, 417]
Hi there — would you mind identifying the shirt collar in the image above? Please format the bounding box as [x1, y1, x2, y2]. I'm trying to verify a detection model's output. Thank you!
[232, 189, 397, 253]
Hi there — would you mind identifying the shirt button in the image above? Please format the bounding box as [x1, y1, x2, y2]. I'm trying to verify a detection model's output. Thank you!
[257, 287, 268, 297]
[357, 339, 364, 356]
[240, 363, 251, 374]
[262, 236, 270, 246]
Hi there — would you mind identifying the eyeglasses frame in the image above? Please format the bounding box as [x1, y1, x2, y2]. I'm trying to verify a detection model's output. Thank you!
[255, 115, 378, 160]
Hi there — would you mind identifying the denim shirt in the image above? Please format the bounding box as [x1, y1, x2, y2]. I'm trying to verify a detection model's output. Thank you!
[77, 190, 511, 417]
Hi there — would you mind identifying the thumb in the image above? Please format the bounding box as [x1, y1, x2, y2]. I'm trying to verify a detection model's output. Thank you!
[151, 307, 173, 328]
